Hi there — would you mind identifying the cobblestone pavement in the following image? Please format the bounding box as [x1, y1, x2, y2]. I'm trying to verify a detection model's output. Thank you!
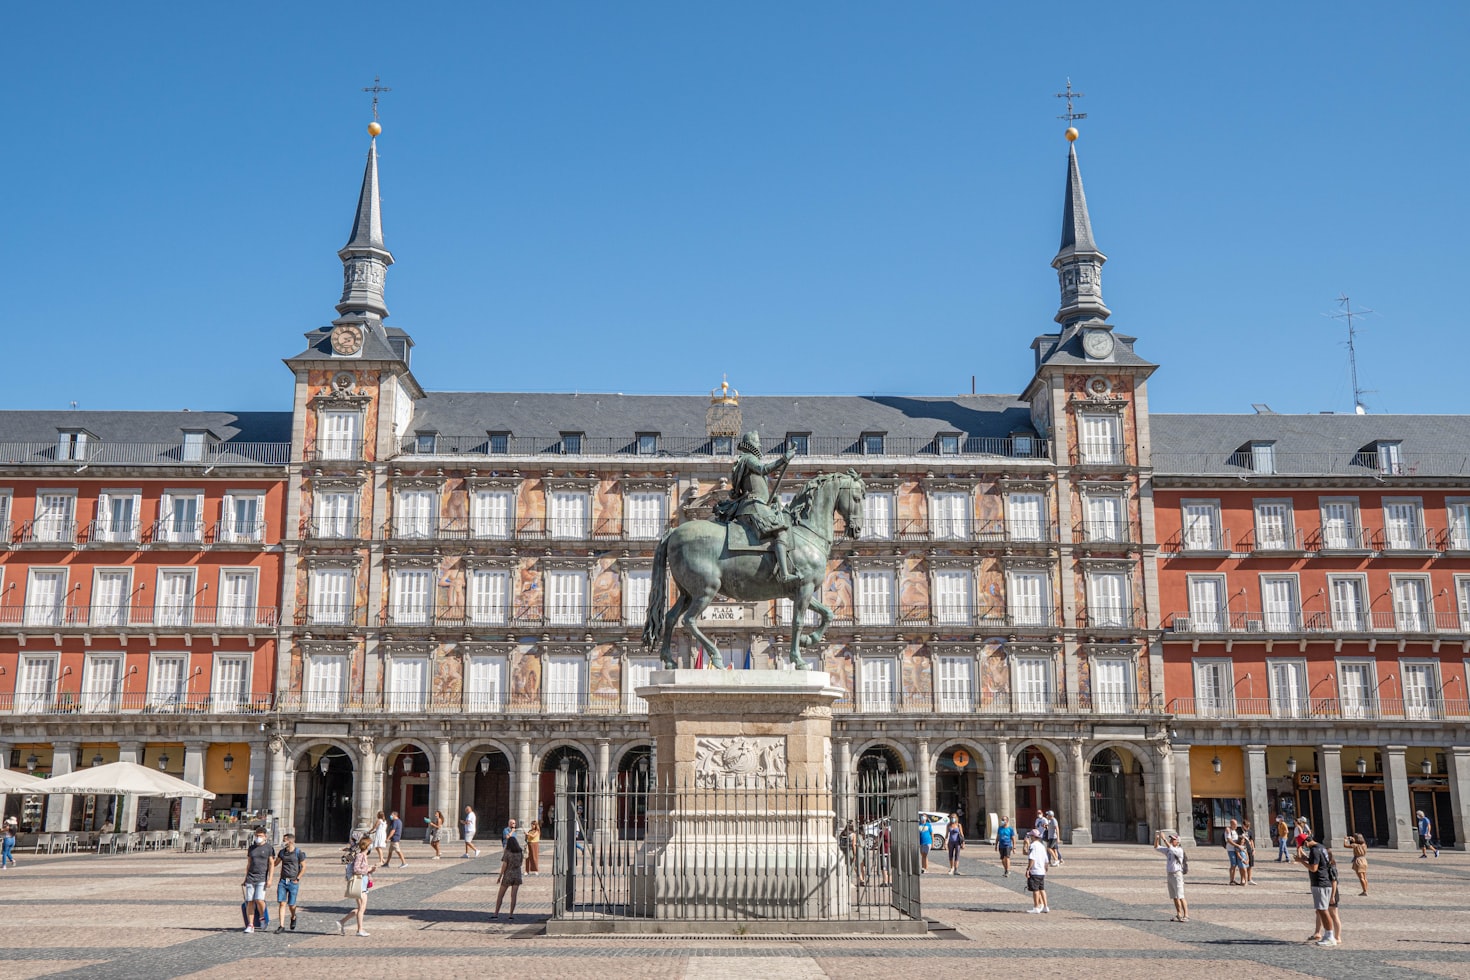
[0, 841, 1465, 979]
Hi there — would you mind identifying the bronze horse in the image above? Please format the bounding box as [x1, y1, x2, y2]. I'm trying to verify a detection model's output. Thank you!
[643, 470, 865, 668]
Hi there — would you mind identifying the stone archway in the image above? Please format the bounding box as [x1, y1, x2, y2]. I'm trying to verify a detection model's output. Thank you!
[1011, 743, 1062, 834]
[459, 744, 513, 837]
[538, 743, 591, 839]
[932, 740, 988, 836]
[1088, 747, 1148, 843]
[380, 742, 433, 839]
[293, 744, 355, 843]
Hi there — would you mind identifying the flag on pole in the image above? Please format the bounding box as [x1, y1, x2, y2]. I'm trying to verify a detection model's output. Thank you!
[744, 648, 753, 670]
[693, 646, 704, 669]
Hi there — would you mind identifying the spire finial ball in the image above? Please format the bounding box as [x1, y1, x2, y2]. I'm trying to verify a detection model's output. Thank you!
[1065, 127, 1079, 142]
[368, 121, 382, 137]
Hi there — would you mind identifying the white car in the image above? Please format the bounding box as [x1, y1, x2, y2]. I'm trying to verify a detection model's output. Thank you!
[863, 811, 951, 851]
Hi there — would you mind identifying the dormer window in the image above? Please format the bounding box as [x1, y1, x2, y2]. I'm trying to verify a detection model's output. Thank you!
[786, 433, 810, 456]
[636, 433, 659, 456]
[414, 432, 438, 454]
[560, 432, 583, 455]
[862, 432, 885, 455]
[937, 433, 961, 456]
[1012, 434, 1035, 457]
[487, 432, 510, 454]
[56, 430, 91, 462]
[1376, 441, 1403, 476]
[712, 435, 733, 456]
[181, 430, 209, 463]
[389, 336, 411, 365]
[1249, 441, 1276, 475]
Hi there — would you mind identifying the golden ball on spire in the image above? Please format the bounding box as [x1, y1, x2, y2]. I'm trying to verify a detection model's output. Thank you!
[368, 121, 382, 137]
[1065, 127, 1079, 142]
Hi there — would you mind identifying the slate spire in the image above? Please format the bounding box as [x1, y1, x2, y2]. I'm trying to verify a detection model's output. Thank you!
[336, 132, 394, 319]
[1050, 137, 1110, 326]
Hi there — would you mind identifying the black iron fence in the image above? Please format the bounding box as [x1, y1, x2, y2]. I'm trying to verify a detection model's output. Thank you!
[550, 767, 921, 924]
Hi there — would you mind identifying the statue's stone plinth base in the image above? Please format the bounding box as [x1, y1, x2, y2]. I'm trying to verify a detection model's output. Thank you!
[631, 669, 849, 920]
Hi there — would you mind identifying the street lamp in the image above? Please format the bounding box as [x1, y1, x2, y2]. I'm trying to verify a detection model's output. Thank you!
[91, 752, 103, 768]
[1422, 757, 1434, 776]
[1287, 755, 1298, 775]
[25, 753, 37, 772]
[402, 753, 414, 774]
[223, 752, 234, 773]
[478, 754, 491, 776]
[1110, 757, 1122, 777]
[157, 752, 170, 772]
[319, 754, 331, 776]
[1030, 755, 1042, 776]
[1211, 755, 1223, 775]
[1356, 756, 1368, 776]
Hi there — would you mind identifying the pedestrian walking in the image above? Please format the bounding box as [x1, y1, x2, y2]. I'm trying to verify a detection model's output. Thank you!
[1223, 818, 1243, 885]
[386, 810, 407, 868]
[1343, 833, 1368, 895]
[337, 836, 377, 937]
[918, 820, 932, 874]
[1239, 821, 1256, 885]
[272, 833, 307, 933]
[369, 811, 388, 864]
[502, 817, 518, 847]
[1045, 810, 1063, 865]
[426, 810, 445, 859]
[241, 827, 272, 934]
[945, 813, 964, 875]
[1293, 817, 1311, 848]
[1024, 830, 1050, 913]
[461, 804, 480, 857]
[1, 819, 15, 869]
[879, 820, 893, 886]
[840, 820, 861, 883]
[1275, 814, 1290, 861]
[1417, 810, 1440, 858]
[995, 816, 1015, 877]
[1296, 833, 1338, 946]
[491, 835, 524, 920]
[1154, 831, 1189, 921]
[525, 820, 541, 875]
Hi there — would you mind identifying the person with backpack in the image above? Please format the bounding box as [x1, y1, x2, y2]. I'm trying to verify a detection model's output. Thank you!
[1296, 832, 1339, 946]
[1154, 830, 1189, 921]
[272, 833, 307, 933]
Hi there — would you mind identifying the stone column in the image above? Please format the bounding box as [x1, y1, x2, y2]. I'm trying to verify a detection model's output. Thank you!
[516, 739, 534, 827]
[181, 741, 207, 831]
[434, 738, 454, 823]
[1068, 739, 1092, 846]
[1243, 744, 1270, 843]
[1154, 739, 1177, 838]
[1445, 746, 1470, 852]
[45, 741, 76, 831]
[0, 739, 11, 822]
[354, 737, 379, 831]
[994, 738, 1013, 826]
[594, 738, 613, 842]
[834, 736, 853, 827]
[246, 739, 267, 816]
[266, 737, 288, 831]
[1381, 744, 1415, 850]
[1318, 743, 1348, 845]
[116, 741, 142, 832]
[1172, 743, 1194, 847]
[915, 738, 933, 814]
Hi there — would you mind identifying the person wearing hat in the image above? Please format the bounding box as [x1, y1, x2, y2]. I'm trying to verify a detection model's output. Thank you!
[1154, 830, 1189, 921]
[1024, 830, 1050, 913]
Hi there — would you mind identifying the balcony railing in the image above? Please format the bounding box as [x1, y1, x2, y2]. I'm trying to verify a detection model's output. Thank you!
[0, 692, 274, 715]
[777, 607, 1059, 630]
[1076, 608, 1142, 630]
[1371, 526, 1440, 552]
[307, 441, 368, 462]
[0, 442, 289, 467]
[1304, 525, 1371, 552]
[1168, 696, 1470, 722]
[0, 605, 279, 630]
[16, 520, 78, 546]
[1073, 521, 1140, 546]
[1167, 610, 1470, 636]
[1069, 443, 1131, 467]
[305, 518, 371, 541]
[1239, 527, 1306, 553]
[1161, 529, 1233, 555]
[402, 434, 1050, 461]
[379, 517, 673, 544]
[377, 604, 637, 629]
[1155, 450, 1470, 478]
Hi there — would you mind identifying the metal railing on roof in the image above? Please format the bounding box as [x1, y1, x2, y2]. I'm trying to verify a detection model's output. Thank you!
[400, 433, 1050, 460]
[0, 442, 289, 467]
[1152, 450, 1470, 478]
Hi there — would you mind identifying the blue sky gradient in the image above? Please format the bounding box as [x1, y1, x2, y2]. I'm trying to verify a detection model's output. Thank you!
[3, 3, 1466, 415]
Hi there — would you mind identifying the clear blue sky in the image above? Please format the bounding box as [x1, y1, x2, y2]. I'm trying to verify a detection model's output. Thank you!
[3, 3, 1466, 416]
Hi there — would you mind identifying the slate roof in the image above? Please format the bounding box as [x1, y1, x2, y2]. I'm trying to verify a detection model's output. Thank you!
[1032, 326, 1155, 370]
[0, 411, 292, 466]
[1151, 413, 1470, 477]
[291, 323, 404, 363]
[408, 392, 1039, 455]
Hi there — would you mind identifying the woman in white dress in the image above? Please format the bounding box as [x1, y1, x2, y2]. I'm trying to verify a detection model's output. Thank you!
[370, 811, 388, 864]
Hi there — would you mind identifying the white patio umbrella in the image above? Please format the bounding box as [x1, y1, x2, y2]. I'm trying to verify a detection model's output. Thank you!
[37, 761, 215, 799]
[0, 768, 44, 793]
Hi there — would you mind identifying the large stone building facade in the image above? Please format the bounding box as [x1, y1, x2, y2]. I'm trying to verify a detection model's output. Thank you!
[2, 125, 1465, 849]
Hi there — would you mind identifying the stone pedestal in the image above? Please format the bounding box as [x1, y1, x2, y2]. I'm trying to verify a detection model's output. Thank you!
[631, 669, 848, 920]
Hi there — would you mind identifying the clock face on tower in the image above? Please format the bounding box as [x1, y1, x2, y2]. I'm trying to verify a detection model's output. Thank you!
[1082, 328, 1114, 360]
[330, 323, 364, 356]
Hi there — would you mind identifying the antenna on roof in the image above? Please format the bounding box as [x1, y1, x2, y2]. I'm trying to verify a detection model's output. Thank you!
[69, 400, 77, 410]
[1325, 295, 1376, 414]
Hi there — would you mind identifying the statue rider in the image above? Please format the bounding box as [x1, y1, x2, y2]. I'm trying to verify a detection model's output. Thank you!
[725, 430, 797, 583]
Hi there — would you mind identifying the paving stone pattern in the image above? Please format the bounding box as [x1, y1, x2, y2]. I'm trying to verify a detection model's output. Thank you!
[0, 842, 1465, 979]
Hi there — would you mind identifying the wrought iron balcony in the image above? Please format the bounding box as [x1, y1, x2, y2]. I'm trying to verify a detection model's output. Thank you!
[1239, 527, 1306, 554]
[1076, 608, 1142, 631]
[1304, 525, 1371, 552]
[0, 605, 279, 631]
[304, 518, 371, 541]
[306, 440, 368, 462]
[1161, 528, 1233, 556]
[16, 520, 78, 546]
[1073, 520, 1140, 547]
[1165, 609, 1469, 636]
[377, 516, 671, 544]
[1168, 696, 1470, 722]
[1069, 443, 1131, 467]
[401, 433, 1050, 461]
[0, 692, 274, 716]
[1370, 526, 1440, 553]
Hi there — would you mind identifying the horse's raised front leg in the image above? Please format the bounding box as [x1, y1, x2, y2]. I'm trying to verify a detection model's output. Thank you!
[680, 591, 724, 669]
[799, 596, 835, 662]
[659, 590, 691, 669]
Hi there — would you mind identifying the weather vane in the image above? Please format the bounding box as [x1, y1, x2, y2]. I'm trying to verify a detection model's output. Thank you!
[363, 75, 392, 122]
[1055, 78, 1087, 126]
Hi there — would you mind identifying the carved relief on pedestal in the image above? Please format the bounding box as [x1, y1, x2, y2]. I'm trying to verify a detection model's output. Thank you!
[693, 735, 787, 789]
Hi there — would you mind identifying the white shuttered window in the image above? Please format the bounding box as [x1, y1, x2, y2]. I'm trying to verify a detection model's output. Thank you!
[469, 569, 511, 625]
[547, 570, 587, 624]
[856, 569, 895, 625]
[936, 655, 974, 713]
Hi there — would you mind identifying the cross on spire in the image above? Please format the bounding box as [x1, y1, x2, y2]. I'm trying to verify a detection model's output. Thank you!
[1055, 78, 1087, 125]
[363, 75, 392, 121]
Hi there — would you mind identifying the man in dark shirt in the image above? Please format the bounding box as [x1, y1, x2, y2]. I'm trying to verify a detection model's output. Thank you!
[1297, 835, 1338, 946]
[386, 810, 407, 869]
[241, 828, 272, 933]
[272, 833, 307, 933]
